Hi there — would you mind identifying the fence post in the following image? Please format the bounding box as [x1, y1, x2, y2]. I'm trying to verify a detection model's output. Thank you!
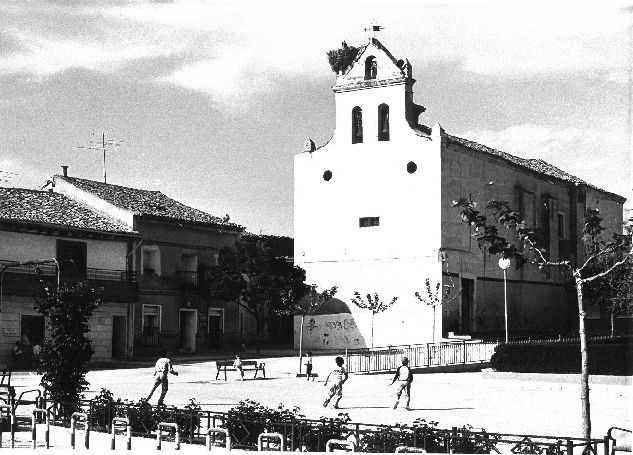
[462, 341, 467, 364]
[604, 435, 610, 455]
[567, 438, 574, 455]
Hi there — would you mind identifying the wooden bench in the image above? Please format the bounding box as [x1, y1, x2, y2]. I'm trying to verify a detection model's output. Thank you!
[215, 360, 265, 381]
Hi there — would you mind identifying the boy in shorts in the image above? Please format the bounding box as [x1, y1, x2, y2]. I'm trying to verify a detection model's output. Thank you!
[323, 356, 348, 409]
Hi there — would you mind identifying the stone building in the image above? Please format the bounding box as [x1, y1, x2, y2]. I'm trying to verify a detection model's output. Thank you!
[46, 171, 245, 356]
[0, 187, 139, 365]
[294, 37, 626, 349]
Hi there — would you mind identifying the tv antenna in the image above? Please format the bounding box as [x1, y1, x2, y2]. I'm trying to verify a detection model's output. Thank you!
[75, 132, 125, 183]
[0, 170, 18, 186]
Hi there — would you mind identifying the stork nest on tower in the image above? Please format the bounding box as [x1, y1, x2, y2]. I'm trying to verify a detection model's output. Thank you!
[326, 41, 360, 74]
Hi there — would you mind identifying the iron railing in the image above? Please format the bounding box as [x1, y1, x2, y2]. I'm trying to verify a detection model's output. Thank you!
[177, 270, 199, 290]
[0, 260, 136, 282]
[345, 341, 499, 373]
[27, 399, 613, 454]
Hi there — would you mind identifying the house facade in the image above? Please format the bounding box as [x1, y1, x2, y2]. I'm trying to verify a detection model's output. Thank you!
[47, 171, 245, 356]
[0, 187, 139, 365]
[294, 37, 626, 349]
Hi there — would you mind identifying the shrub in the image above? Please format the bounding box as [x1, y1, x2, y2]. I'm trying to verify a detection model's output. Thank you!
[222, 400, 350, 451]
[88, 389, 201, 441]
[491, 338, 633, 375]
[35, 281, 100, 420]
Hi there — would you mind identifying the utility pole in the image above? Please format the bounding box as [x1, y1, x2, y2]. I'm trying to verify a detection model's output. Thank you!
[75, 133, 125, 183]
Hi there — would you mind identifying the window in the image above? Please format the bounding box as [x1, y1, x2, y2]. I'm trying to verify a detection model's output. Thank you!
[365, 56, 377, 79]
[359, 217, 380, 227]
[56, 240, 87, 279]
[378, 104, 390, 141]
[352, 107, 363, 144]
[142, 245, 161, 275]
[142, 304, 161, 346]
[558, 213, 566, 239]
[179, 252, 198, 287]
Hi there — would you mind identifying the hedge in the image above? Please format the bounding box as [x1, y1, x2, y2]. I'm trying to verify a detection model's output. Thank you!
[490, 339, 633, 375]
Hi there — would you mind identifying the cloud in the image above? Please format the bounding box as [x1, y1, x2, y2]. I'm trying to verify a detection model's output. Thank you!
[458, 124, 630, 201]
[0, 0, 628, 106]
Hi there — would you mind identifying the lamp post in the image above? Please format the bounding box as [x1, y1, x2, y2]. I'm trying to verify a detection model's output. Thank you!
[498, 258, 511, 343]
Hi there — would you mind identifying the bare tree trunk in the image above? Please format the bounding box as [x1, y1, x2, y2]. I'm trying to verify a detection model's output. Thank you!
[298, 314, 305, 374]
[255, 317, 262, 356]
[432, 306, 437, 344]
[575, 275, 591, 442]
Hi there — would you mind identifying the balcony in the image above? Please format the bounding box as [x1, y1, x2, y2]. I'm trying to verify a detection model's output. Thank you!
[0, 260, 138, 303]
[177, 270, 200, 292]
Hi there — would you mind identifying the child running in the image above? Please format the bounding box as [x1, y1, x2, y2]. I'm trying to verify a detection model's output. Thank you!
[390, 356, 413, 410]
[145, 349, 178, 406]
[323, 356, 348, 409]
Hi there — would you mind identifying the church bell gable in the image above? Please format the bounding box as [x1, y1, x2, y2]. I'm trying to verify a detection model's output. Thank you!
[334, 38, 412, 92]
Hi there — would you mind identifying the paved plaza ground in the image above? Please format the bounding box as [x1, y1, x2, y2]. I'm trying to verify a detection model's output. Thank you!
[8, 354, 632, 440]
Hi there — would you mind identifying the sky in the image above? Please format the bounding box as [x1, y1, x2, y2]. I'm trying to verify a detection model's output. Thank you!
[0, 0, 631, 236]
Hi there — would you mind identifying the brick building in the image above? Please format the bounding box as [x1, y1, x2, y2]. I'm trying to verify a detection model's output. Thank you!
[0, 187, 139, 364]
[294, 37, 626, 349]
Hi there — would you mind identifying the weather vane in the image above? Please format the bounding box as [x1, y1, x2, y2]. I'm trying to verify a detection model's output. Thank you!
[364, 22, 384, 39]
[75, 132, 125, 184]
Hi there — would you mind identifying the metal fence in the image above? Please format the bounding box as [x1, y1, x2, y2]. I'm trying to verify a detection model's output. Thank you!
[345, 341, 499, 373]
[25, 399, 613, 454]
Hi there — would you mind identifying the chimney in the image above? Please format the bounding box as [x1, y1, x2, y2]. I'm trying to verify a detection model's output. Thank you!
[61, 165, 68, 177]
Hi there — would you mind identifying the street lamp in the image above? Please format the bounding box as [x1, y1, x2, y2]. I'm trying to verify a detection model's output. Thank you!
[498, 257, 511, 343]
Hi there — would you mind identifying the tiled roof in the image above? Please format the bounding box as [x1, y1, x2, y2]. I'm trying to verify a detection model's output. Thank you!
[0, 187, 137, 235]
[59, 177, 243, 229]
[445, 134, 626, 202]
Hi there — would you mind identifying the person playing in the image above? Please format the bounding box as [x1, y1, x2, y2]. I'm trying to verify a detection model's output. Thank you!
[323, 356, 348, 409]
[234, 355, 244, 381]
[390, 356, 413, 410]
[305, 351, 314, 381]
[145, 349, 178, 406]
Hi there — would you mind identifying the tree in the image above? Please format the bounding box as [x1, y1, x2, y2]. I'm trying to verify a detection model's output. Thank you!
[206, 236, 309, 355]
[584, 226, 633, 333]
[276, 285, 338, 374]
[351, 292, 398, 348]
[414, 268, 460, 343]
[34, 280, 101, 419]
[453, 198, 632, 442]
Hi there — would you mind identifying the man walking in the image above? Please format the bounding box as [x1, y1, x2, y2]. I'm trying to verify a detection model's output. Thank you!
[145, 349, 178, 406]
[390, 356, 413, 410]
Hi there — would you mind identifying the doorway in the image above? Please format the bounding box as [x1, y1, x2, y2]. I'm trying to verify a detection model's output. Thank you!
[208, 310, 223, 349]
[179, 309, 197, 353]
[112, 316, 127, 358]
[461, 278, 475, 333]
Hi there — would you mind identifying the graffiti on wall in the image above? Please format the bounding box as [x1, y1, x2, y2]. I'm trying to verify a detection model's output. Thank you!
[324, 318, 357, 331]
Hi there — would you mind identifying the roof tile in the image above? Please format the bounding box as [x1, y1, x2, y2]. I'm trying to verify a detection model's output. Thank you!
[59, 177, 243, 228]
[0, 188, 137, 235]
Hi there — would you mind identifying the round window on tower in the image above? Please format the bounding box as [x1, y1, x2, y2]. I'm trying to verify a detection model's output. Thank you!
[323, 170, 333, 181]
[407, 161, 417, 174]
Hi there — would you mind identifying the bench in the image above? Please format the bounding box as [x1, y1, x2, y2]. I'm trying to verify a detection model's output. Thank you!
[215, 360, 265, 381]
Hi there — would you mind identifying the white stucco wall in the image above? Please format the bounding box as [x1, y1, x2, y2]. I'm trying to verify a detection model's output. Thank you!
[294, 40, 443, 348]
[0, 231, 128, 270]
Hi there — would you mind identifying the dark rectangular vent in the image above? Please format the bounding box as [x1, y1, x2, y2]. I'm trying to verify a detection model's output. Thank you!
[359, 217, 380, 227]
